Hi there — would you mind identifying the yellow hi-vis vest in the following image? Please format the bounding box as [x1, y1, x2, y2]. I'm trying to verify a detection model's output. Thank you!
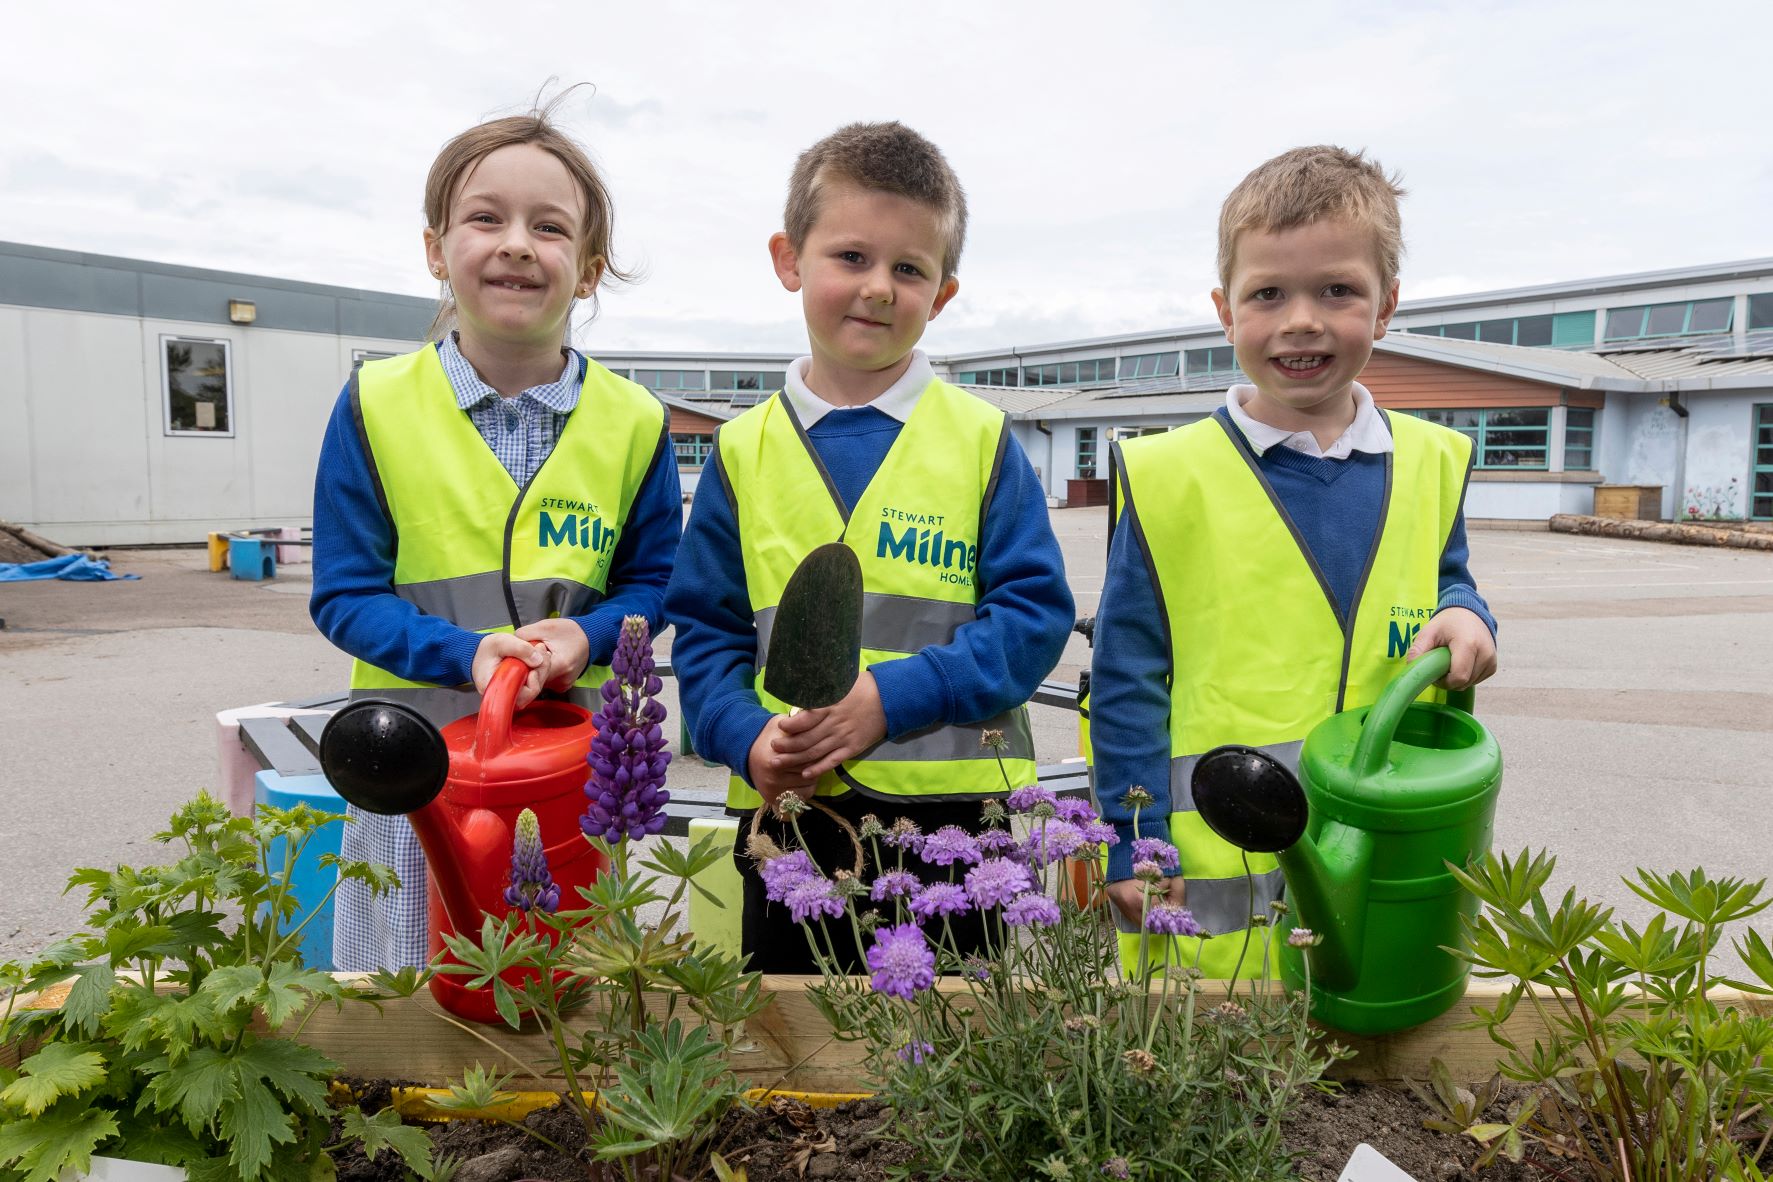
[347, 345, 667, 725]
[1113, 410, 1473, 979]
[717, 381, 1039, 811]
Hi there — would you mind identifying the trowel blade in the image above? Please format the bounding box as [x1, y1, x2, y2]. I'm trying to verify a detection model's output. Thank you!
[762, 542, 863, 710]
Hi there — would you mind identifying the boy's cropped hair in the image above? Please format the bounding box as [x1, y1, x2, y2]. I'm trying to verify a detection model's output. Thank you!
[1216, 145, 1407, 290]
[784, 121, 969, 282]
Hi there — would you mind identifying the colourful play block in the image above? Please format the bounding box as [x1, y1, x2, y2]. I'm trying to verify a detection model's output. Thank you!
[229, 535, 276, 581]
[254, 770, 346, 970]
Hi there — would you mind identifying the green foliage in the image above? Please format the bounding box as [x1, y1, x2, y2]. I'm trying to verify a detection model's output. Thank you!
[1446, 849, 1773, 1180]
[434, 831, 767, 1182]
[0, 793, 435, 1182]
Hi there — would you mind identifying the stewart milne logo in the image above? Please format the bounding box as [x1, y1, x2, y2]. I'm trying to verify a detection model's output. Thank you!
[877, 506, 976, 587]
[1386, 604, 1433, 658]
[537, 496, 616, 553]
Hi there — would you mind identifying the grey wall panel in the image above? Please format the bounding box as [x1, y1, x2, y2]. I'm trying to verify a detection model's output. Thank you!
[338, 296, 432, 342]
[141, 274, 340, 334]
[0, 255, 140, 317]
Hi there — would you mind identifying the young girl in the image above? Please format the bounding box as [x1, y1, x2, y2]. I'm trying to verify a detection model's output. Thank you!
[310, 103, 680, 971]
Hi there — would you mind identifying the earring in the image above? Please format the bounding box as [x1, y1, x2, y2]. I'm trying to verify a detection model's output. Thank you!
[433, 266, 444, 278]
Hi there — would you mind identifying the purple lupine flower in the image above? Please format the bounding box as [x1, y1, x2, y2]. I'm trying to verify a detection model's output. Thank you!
[896, 1039, 936, 1065]
[581, 616, 672, 842]
[866, 923, 936, 999]
[761, 850, 818, 903]
[909, 882, 973, 920]
[917, 825, 982, 867]
[1132, 837, 1180, 869]
[1145, 904, 1203, 937]
[975, 827, 1019, 855]
[1003, 892, 1062, 926]
[1054, 797, 1098, 825]
[870, 869, 920, 901]
[1006, 785, 1056, 813]
[964, 858, 1034, 909]
[503, 808, 560, 913]
[785, 874, 847, 924]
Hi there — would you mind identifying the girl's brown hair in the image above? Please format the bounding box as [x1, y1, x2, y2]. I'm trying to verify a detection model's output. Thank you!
[423, 94, 629, 339]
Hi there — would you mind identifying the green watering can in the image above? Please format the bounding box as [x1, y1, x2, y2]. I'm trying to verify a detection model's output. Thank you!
[1191, 648, 1502, 1035]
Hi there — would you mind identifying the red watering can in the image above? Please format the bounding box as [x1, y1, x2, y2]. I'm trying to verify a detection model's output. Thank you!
[319, 653, 604, 1022]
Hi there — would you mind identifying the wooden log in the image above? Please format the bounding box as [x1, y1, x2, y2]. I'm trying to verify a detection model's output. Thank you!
[13, 975, 1766, 1090]
[0, 519, 75, 558]
[1550, 514, 1773, 551]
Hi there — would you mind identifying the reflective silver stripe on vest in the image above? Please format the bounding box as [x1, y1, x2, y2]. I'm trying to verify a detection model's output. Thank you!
[1170, 739, 1304, 811]
[755, 593, 978, 661]
[1185, 868, 1287, 937]
[864, 704, 1035, 764]
[512, 578, 602, 624]
[349, 683, 602, 729]
[396, 573, 602, 630]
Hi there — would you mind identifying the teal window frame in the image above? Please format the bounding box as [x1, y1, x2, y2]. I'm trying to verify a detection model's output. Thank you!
[1184, 345, 1238, 378]
[1408, 407, 1552, 470]
[1603, 298, 1734, 342]
[710, 369, 785, 393]
[673, 433, 714, 469]
[1075, 427, 1098, 479]
[1748, 293, 1773, 332]
[1023, 357, 1116, 386]
[1402, 311, 1592, 349]
[634, 369, 708, 392]
[957, 367, 1020, 386]
[1119, 351, 1180, 380]
[1564, 407, 1597, 471]
[1753, 404, 1773, 521]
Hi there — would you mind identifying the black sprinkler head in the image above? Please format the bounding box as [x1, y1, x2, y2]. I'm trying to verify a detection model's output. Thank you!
[319, 699, 449, 817]
[1190, 745, 1309, 854]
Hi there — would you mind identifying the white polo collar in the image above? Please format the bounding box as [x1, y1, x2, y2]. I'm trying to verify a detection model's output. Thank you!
[782, 352, 933, 427]
[1224, 382, 1393, 459]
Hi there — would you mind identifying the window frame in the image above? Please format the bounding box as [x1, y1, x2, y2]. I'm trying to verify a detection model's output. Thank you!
[709, 369, 786, 393]
[1408, 406, 1553, 471]
[1563, 407, 1597, 472]
[1603, 298, 1735, 342]
[673, 433, 715, 470]
[161, 334, 236, 438]
[1075, 426, 1098, 480]
[1753, 404, 1773, 522]
[1118, 351, 1180, 380]
[633, 368, 708, 393]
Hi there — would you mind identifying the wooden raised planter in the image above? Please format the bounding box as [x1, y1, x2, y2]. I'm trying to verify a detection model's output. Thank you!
[10, 975, 1770, 1091]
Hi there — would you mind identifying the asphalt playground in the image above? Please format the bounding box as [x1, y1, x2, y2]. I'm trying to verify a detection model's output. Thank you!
[2, 511, 1769, 969]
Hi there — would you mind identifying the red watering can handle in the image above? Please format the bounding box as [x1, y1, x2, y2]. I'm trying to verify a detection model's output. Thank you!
[476, 644, 544, 759]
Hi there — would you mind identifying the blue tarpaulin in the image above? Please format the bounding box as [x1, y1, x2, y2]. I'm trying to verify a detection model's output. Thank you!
[0, 554, 138, 582]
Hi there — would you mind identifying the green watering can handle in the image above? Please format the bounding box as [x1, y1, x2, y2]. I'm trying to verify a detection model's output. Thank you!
[1351, 647, 1475, 778]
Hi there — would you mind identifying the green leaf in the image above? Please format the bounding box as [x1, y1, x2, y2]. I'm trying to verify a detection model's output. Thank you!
[0, 1101, 120, 1182]
[1628, 867, 1769, 928]
[144, 1044, 237, 1132]
[60, 963, 116, 1037]
[1, 1043, 108, 1117]
[219, 1071, 299, 1177]
[338, 1107, 437, 1179]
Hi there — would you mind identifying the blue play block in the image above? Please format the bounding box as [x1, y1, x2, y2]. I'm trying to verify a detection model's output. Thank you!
[229, 536, 276, 581]
[254, 770, 344, 970]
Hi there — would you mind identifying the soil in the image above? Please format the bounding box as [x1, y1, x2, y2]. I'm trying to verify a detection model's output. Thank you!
[328, 1080, 1563, 1182]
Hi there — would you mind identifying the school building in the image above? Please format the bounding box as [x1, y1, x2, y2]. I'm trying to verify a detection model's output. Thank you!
[3, 241, 1770, 544]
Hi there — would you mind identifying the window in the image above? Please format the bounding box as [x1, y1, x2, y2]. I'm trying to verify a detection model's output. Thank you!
[673, 434, 714, 469]
[710, 370, 785, 392]
[1075, 427, 1098, 480]
[1118, 351, 1180, 380]
[162, 336, 233, 436]
[956, 367, 1020, 386]
[1410, 407, 1550, 469]
[1603, 298, 1734, 341]
[1750, 293, 1773, 332]
[1754, 406, 1773, 521]
[1564, 407, 1596, 471]
[633, 369, 707, 392]
[1406, 311, 1592, 348]
[1184, 345, 1238, 378]
[1115, 426, 1167, 440]
[1022, 357, 1116, 386]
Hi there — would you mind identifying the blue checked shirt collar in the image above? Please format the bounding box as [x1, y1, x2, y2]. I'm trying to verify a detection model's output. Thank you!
[438, 333, 582, 414]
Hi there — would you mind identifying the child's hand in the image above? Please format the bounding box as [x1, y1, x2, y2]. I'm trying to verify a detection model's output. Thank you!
[1106, 876, 1187, 927]
[772, 671, 888, 781]
[748, 714, 823, 813]
[1406, 607, 1498, 690]
[472, 633, 547, 710]
[514, 618, 591, 693]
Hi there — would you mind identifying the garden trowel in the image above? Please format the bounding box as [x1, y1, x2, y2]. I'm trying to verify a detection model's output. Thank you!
[763, 542, 863, 710]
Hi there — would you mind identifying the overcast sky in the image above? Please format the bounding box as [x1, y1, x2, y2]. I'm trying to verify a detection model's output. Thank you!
[5, 1, 1769, 357]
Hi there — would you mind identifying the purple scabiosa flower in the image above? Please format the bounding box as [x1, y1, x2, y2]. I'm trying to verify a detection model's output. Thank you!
[1082, 820, 1119, 848]
[1132, 837, 1180, 869]
[869, 869, 920, 901]
[784, 874, 846, 924]
[882, 818, 924, 854]
[1023, 820, 1086, 868]
[908, 882, 973, 920]
[896, 1039, 936, 1064]
[1132, 860, 1164, 883]
[964, 858, 1034, 909]
[1101, 1158, 1131, 1181]
[1006, 785, 1056, 813]
[1287, 927, 1322, 948]
[1054, 796, 1098, 825]
[1145, 904, 1203, 937]
[761, 850, 817, 903]
[866, 923, 936, 1000]
[503, 808, 560, 913]
[975, 827, 1019, 856]
[581, 616, 672, 843]
[917, 825, 982, 867]
[1002, 892, 1062, 927]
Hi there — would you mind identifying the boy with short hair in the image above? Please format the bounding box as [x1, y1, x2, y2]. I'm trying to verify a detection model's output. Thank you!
[1091, 145, 1498, 979]
[666, 121, 1074, 973]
